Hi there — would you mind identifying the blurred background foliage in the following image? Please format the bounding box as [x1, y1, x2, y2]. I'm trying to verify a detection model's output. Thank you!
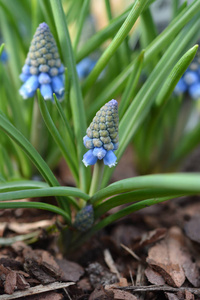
[0, 0, 200, 184]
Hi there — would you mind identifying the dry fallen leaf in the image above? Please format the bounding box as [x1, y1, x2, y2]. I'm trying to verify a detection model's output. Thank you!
[112, 289, 139, 300]
[89, 286, 113, 300]
[165, 292, 179, 300]
[145, 266, 165, 285]
[184, 215, 200, 244]
[56, 258, 84, 282]
[138, 228, 167, 249]
[146, 227, 186, 287]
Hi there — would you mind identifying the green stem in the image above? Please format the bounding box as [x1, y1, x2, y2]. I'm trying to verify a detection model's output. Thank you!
[105, 0, 112, 21]
[89, 161, 105, 196]
[31, 96, 47, 157]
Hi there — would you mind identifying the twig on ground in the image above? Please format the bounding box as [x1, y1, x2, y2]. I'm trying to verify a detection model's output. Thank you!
[0, 282, 75, 299]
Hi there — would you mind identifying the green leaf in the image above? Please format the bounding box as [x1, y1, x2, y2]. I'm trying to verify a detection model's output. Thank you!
[50, 0, 91, 192]
[0, 201, 70, 222]
[82, 0, 149, 94]
[0, 43, 5, 57]
[91, 173, 200, 204]
[76, 5, 132, 62]
[37, 92, 79, 184]
[171, 120, 200, 167]
[53, 94, 76, 155]
[92, 195, 176, 234]
[0, 180, 48, 192]
[156, 45, 198, 106]
[73, 0, 90, 53]
[94, 188, 185, 218]
[0, 111, 71, 213]
[0, 186, 89, 202]
[87, 57, 137, 121]
[119, 50, 145, 119]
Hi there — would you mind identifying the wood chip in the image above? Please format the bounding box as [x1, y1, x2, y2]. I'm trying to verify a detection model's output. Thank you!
[0, 282, 74, 299]
[4, 271, 17, 295]
[16, 273, 30, 290]
[24, 260, 56, 284]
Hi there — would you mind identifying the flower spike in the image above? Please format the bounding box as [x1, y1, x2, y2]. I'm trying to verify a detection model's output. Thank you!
[74, 205, 94, 232]
[19, 23, 65, 101]
[82, 99, 119, 168]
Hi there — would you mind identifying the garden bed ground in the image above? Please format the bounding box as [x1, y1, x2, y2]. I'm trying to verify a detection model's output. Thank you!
[0, 150, 200, 300]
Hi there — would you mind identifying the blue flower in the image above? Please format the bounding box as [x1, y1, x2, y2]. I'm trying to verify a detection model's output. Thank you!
[73, 204, 94, 232]
[0, 49, 8, 64]
[174, 55, 200, 100]
[76, 57, 96, 80]
[19, 22, 65, 101]
[82, 99, 119, 168]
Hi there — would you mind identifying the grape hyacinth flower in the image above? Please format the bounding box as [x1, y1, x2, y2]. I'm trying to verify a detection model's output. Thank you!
[0, 49, 8, 64]
[19, 22, 65, 101]
[74, 204, 94, 232]
[175, 53, 200, 100]
[83, 99, 119, 168]
[76, 57, 97, 80]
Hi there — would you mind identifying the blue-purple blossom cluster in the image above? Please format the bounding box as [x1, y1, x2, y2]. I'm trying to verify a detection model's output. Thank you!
[0, 49, 8, 64]
[76, 57, 96, 80]
[175, 54, 200, 100]
[83, 99, 119, 168]
[19, 23, 65, 101]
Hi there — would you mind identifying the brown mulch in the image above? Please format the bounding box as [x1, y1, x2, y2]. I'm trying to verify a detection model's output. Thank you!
[0, 195, 200, 299]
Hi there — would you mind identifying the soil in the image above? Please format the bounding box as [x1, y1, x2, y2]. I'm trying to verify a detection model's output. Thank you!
[0, 150, 200, 300]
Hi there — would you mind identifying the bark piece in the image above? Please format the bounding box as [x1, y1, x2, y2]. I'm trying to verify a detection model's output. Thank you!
[0, 258, 23, 270]
[16, 273, 30, 290]
[56, 258, 84, 282]
[146, 227, 186, 287]
[145, 267, 165, 285]
[24, 259, 56, 284]
[4, 271, 17, 295]
[184, 215, 200, 244]
[23, 248, 61, 279]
